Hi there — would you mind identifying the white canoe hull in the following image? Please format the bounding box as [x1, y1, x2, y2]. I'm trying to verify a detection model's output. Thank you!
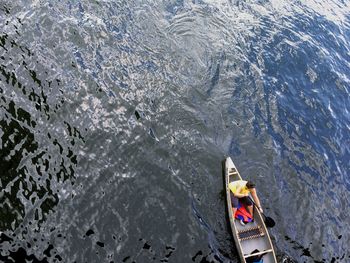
[225, 157, 277, 263]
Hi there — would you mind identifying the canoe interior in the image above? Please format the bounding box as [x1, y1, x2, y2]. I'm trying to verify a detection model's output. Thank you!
[225, 157, 277, 263]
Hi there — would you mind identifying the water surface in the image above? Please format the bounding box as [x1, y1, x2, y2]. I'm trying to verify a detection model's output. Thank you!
[0, 0, 349, 262]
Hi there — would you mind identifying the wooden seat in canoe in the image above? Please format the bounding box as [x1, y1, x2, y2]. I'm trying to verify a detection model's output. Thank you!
[238, 225, 265, 241]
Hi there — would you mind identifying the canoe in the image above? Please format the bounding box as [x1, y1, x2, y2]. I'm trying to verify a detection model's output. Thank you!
[225, 157, 277, 263]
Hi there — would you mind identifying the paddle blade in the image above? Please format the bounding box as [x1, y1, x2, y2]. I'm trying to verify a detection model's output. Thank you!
[264, 216, 275, 228]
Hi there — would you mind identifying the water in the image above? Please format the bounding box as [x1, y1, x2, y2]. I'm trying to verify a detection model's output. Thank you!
[0, 0, 349, 262]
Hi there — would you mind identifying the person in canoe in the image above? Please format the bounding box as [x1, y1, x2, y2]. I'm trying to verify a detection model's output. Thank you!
[229, 180, 263, 224]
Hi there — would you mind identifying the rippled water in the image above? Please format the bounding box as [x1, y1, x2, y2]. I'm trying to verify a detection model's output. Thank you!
[1, 0, 349, 262]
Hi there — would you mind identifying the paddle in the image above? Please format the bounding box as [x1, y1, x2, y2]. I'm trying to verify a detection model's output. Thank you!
[248, 196, 275, 228]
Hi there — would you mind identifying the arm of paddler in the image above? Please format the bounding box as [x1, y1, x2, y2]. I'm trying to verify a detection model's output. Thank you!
[250, 188, 263, 212]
